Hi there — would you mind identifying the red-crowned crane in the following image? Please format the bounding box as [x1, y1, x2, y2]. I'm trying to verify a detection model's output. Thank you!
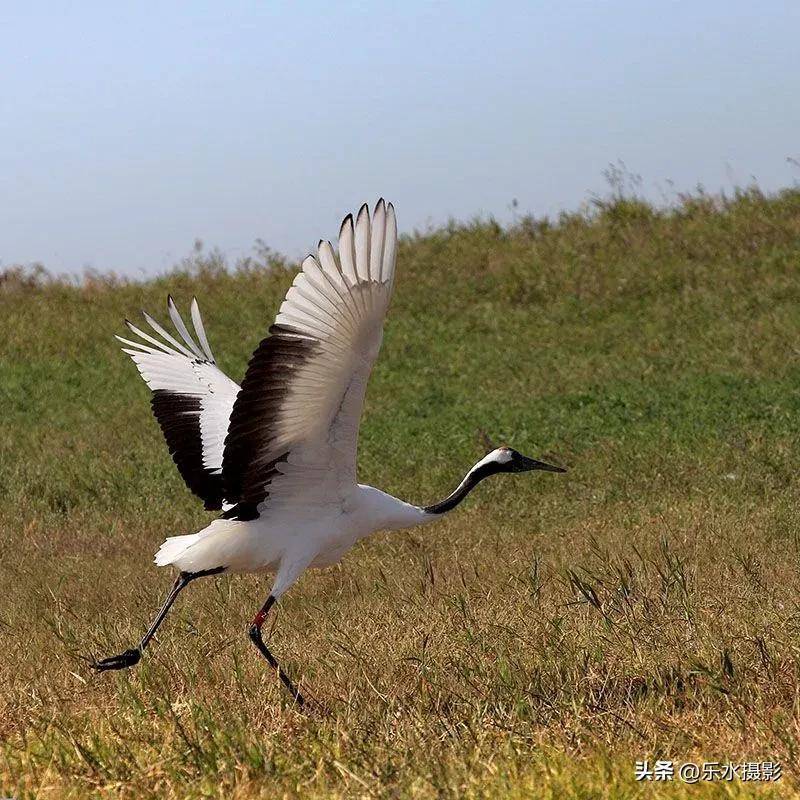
[93, 200, 565, 704]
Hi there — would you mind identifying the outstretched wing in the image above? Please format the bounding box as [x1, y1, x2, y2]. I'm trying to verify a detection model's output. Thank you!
[117, 296, 241, 510]
[221, 199, 397, 520]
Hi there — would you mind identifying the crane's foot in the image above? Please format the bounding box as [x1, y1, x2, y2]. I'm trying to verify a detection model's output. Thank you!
[92, 647, 141, 671]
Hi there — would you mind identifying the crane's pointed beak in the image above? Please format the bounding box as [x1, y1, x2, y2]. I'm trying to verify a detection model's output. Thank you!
[520, 456, 566, 473]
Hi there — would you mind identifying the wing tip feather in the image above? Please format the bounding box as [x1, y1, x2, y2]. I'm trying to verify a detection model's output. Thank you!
[340, 212, 354, 235]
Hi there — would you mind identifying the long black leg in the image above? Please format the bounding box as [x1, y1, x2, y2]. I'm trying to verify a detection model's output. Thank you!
[93, 567, 224, 672]
[248, 595, 305, 705]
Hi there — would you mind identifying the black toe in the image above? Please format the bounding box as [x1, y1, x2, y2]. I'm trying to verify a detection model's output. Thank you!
[93, 647, 142, 671]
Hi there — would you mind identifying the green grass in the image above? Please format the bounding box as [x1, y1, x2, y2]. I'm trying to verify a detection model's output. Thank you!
[2, 186, 800, 798]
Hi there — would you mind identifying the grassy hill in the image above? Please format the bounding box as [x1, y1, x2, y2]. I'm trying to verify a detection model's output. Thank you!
[2, 187, 800, 798]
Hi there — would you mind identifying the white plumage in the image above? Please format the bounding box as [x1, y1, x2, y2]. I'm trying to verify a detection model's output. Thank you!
[94, 200, 564, 703]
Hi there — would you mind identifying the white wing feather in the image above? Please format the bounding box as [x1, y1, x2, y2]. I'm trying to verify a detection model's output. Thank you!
[118, 298, 240, 508]
[222, 199, 398, 513]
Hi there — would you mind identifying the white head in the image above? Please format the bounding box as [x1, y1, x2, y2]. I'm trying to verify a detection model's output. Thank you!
[474, 446, 565, 476]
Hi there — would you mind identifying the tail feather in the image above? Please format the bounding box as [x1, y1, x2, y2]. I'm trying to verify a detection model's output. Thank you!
[154, 533, 202, 567]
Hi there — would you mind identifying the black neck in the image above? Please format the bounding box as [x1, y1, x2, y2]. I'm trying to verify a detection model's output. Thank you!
[422, 460, 503, 515]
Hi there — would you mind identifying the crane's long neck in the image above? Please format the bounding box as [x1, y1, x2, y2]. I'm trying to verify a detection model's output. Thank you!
[366, 448, 513, 535]
[421, 454, 505, 516]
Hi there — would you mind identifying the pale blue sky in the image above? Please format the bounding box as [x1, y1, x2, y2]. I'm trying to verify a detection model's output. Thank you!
[1, 1, 798, 276]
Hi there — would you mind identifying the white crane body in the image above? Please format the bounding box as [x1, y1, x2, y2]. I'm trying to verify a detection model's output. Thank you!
[155, 484, 430, 591]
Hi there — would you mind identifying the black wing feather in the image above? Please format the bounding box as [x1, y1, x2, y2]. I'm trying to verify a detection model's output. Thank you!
[221, 324, 320, 513]
[151, 389, 226, 510]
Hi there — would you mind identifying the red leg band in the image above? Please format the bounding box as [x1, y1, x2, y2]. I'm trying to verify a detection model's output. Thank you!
[252, 609, 267, 629]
